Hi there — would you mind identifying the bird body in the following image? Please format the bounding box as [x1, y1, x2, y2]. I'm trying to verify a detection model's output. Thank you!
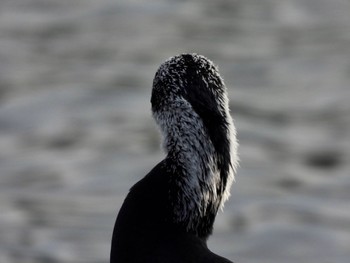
[111, 54, 238, 263]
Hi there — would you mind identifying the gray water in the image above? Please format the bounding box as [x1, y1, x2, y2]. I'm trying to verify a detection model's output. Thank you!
[1, 0, 350, 262]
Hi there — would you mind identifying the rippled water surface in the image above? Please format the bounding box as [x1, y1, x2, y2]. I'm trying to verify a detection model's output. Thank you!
[1, 1, 350, 262]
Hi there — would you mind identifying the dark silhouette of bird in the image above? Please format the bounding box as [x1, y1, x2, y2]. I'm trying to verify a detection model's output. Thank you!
[111, 53, 239, 263]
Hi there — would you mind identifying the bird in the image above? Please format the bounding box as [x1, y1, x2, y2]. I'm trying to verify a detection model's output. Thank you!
[110, 53, 239, 263]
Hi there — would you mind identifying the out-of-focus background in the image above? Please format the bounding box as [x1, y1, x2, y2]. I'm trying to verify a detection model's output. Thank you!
[1, 0, 350, 262]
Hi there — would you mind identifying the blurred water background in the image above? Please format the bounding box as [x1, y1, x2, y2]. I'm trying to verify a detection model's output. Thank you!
[1, 0, 350, 262]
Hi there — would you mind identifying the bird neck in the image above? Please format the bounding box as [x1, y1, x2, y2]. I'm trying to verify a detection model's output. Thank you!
[154, 100, 226, 237]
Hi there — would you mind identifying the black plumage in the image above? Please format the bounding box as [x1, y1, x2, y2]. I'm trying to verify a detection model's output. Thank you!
[111, 54, 238, 263]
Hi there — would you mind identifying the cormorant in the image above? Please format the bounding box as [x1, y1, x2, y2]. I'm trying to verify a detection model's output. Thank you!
[111, 53, 239, 263]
